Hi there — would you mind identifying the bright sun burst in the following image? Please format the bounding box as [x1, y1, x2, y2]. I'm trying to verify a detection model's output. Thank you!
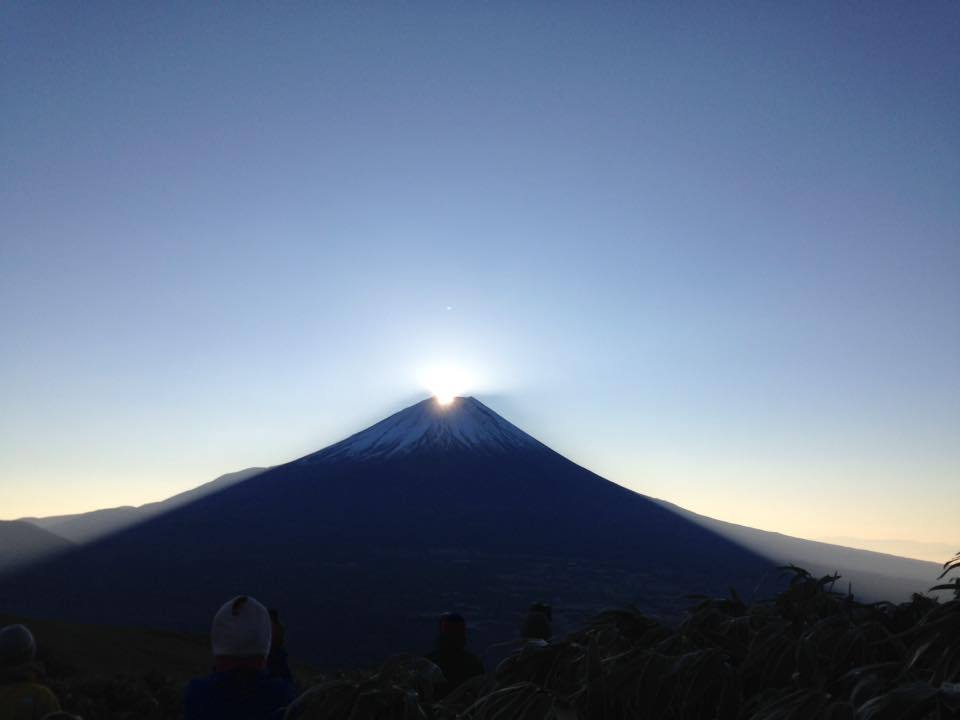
[422, 366, 470, 406]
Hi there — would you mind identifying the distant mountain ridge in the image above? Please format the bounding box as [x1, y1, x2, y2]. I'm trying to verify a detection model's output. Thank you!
[20, 467, 267, 544]
[816, 536, 957, 565]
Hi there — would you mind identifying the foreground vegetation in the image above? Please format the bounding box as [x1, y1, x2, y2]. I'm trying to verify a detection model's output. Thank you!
[17, 554, 960, 719]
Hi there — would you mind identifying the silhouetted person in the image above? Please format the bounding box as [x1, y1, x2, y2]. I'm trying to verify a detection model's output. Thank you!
[521, 605, 552, 647]
[528, 602, 553, 624]
[184, 596, 296, 720]
[426, 613, 484, 698]
[0, 624, 61, 719]
[265, 608, 292, 681]
[485, 602, 555, 669]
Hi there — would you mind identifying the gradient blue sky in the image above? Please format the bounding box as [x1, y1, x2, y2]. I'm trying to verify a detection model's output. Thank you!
[2, 3, 958, 559]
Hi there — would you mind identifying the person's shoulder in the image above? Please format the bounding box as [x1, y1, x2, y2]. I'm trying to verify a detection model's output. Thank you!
[0, 680, 56, 695]
[183, 673, 221, 710]
[184, 673, 217, 694]
[32, 683, 61, 712]
[33, 681, 59, 698]
[257, 673, 297, 703]
[0, 681, 60, 710]
[259, 672, 293, 689]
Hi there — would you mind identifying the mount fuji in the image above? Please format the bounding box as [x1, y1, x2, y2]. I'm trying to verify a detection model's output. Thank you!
[2, 397, 776, 666]
[302, 396, 547, 461]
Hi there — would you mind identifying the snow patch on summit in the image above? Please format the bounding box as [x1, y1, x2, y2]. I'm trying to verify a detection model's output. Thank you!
[300, 397, 547, 463]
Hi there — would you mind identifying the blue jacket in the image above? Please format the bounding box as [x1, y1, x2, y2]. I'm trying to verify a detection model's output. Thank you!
[184, 667, 296, 720]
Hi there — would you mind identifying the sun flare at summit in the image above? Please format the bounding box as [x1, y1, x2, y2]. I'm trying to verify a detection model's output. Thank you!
[421, 366, 471, 406]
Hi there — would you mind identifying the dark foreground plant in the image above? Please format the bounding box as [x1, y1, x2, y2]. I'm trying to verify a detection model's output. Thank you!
[31, 556, 960, 719]
[285, 561, 960, 720]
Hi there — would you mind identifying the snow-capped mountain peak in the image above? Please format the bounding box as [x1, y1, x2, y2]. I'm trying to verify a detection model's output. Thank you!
[300, 396, 547, 463]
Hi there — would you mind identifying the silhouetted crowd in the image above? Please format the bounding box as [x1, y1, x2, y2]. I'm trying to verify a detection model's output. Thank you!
[0, 595, 553, 720]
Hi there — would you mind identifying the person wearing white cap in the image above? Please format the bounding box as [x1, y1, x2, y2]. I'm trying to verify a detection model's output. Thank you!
[184, 596, 296, 720]
[0, 623, 62, 719]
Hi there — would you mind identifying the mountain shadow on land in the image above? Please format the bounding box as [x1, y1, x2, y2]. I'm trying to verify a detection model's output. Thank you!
[0, 521, 74, 574]
[0, 397, 775, 667]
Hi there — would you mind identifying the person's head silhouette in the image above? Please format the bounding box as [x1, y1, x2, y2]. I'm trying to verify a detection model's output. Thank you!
[436, 612, 467, 652]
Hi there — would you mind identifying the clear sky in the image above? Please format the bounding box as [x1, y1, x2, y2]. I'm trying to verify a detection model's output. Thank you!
[2, 3, 958, 561]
